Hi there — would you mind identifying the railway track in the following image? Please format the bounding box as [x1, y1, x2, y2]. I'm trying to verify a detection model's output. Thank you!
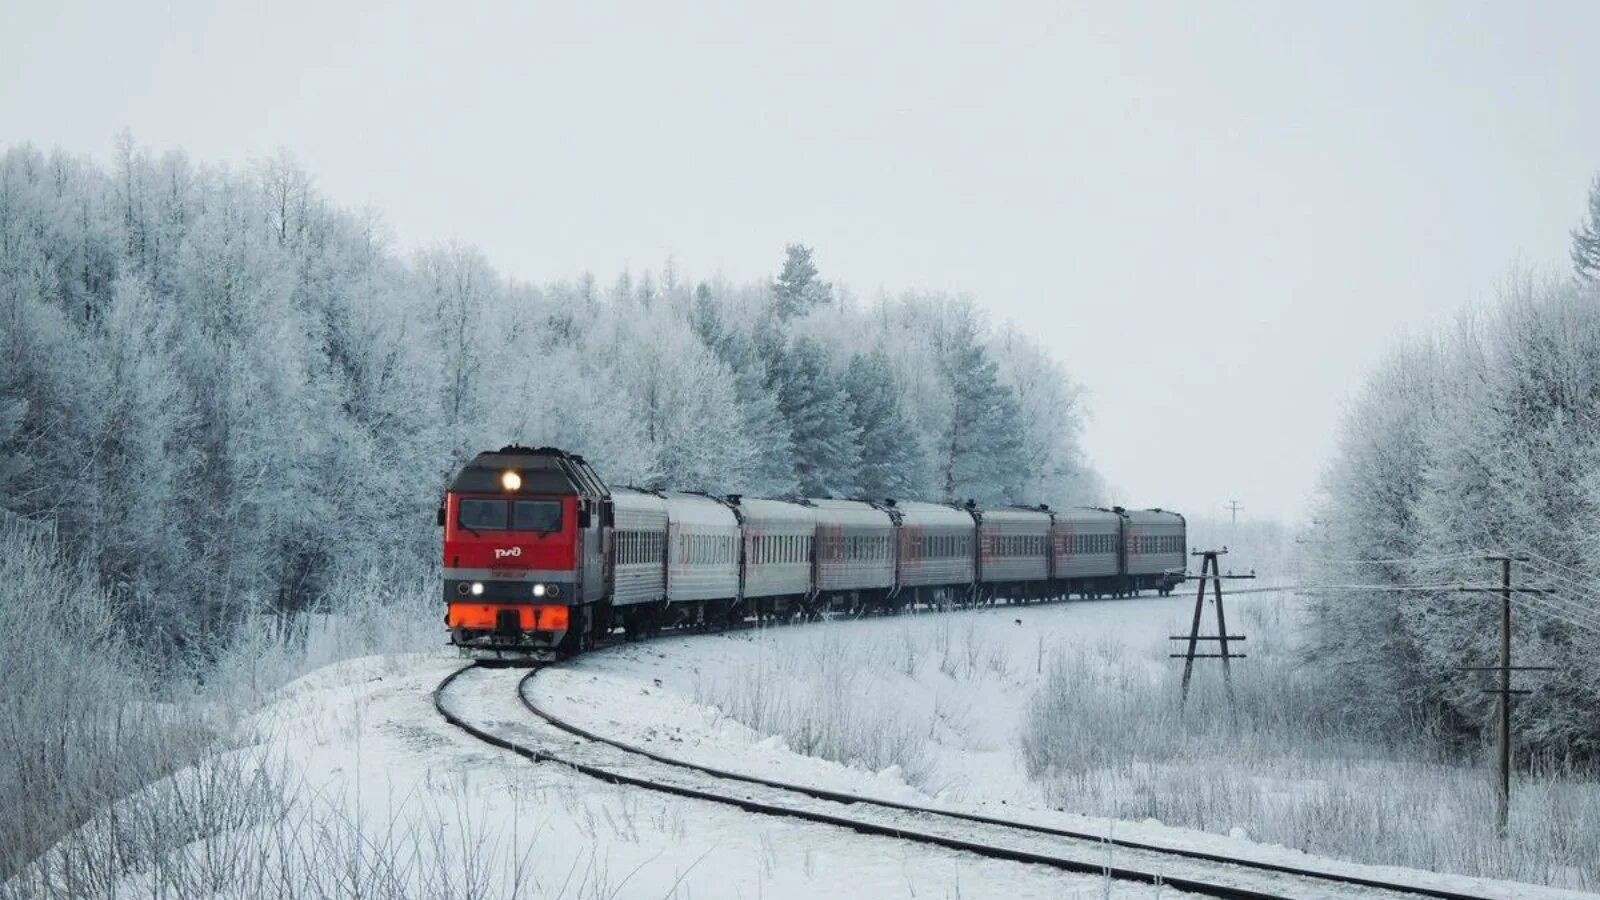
[434, 662, 1518, 900]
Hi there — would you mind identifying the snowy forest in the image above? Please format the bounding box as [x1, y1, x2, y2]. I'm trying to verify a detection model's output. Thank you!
[0, 139, 1098, 651]
[1308, 180, 1600, 758]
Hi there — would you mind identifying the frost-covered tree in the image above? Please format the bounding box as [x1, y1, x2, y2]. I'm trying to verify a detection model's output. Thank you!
[692, 284, 798, 495]
[995, 326, 1097, 505]
[418, 244, 494, 437]
[846, 347, 929, 500]
[772, 243, 832, 319]
[1571, 175, 1600, 281]
[1308, 339, 1446, 726]
[1313, 277, 1600, 755]
[0, 138, 1103, 657]
[608, 308, 756, 491]
[935, 305, 1025, 504]
[764, 333, 861, 496]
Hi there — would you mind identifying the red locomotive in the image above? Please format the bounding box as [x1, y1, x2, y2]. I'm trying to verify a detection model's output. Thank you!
[439, 447, 612, 661]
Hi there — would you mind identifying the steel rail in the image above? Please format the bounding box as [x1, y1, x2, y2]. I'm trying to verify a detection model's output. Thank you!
[435, 664, 1507, 900]
[434, 665, 1288, 898]
[517, 667, 1515, 900]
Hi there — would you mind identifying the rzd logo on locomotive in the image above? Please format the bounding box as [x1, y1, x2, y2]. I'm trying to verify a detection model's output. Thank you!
[494, 547, 522, 560]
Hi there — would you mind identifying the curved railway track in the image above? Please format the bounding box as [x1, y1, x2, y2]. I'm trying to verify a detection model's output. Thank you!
[434, 662, 1517, 900]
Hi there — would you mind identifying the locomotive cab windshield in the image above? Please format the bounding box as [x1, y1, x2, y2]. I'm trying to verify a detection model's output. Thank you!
[456, 497, 563, 533]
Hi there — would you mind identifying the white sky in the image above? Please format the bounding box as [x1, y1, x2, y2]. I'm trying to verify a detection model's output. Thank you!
[5, 0, 1598, 522]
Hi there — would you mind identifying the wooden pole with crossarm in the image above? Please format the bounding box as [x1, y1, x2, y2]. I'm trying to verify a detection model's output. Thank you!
[1171, 548, 1253, 709]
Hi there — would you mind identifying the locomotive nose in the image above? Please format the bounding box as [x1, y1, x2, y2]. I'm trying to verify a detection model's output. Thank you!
[494, 609, 521, 637]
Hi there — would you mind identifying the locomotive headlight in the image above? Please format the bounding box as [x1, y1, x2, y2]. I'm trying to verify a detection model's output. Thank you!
[470, 581, 485, 596]
[501, 470, 522, 492]
[532, 583, 547, 598]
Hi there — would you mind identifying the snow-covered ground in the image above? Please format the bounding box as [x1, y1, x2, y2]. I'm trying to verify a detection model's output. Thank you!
[530, 592, 1600, 897]
[75, 650, 1180, 900]
[29, 591, 1594, 899]
[534, 596, 1194, 808]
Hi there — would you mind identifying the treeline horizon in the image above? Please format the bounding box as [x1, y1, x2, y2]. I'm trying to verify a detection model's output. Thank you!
[0, 139, 1099, 646]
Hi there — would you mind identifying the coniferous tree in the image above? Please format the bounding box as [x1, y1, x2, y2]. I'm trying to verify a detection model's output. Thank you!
[846, 347, 929, 500]
[1573, 175, 1600, 281]
[693, 288, 798, 495]
[937, 309, 1025, 504]
[772, 243, 832, 319]
[765, 334, 861, 496]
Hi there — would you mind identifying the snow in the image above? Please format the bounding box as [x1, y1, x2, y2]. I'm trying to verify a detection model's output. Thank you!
[533, 596, 1215, 807]
[57, 592, 1593, 899]
[528, 594, 1597, 900]
[95, 651, 1170, 899]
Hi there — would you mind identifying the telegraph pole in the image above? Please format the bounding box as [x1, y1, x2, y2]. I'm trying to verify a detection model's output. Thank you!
[1455, 554, 1555, 836]
[1497, 555, 1511, 828]
[1224, 500, 1242, 527]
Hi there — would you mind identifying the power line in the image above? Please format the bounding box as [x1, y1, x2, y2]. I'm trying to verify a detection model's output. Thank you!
[1297, 582, 1480, 593]
[1516, 550, 1598, 581]
[1512, 586, 1600, 628]
[1306, 550, 1489, 566]
[1509, 558, 1600, 602]
[1509, 591, 1600, 637]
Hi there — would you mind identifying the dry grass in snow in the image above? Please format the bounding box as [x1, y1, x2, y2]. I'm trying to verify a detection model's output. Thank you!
[686, 594, 1600, 891]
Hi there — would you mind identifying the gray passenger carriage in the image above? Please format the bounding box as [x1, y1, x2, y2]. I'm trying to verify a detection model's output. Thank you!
[1121, 508, 1187, 595]
[663, 492, 741, 604]
[1051, 507, 1123, 596]
[811, 499, 895, 607]
[892, 500, 975, 606]
[975, 506, 1052, 599]
[609, 488, 667, 606]
[726, 495, 815, 612]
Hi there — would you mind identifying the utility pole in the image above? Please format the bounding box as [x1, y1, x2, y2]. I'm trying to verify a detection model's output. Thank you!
[1455, 554, 1555, 836]
[1224, 500, 1242, 527]
[1171, 549, 1253, 711]
[1224, 501, 1243, 559]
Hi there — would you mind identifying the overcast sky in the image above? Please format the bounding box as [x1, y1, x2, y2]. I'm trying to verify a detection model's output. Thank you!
[4, 0, 1598, 523]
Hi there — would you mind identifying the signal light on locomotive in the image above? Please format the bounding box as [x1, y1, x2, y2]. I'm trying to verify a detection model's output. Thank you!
[501, 470, 522, 492]
[532, 583, 547, 598]
[470, 581, 485, 596]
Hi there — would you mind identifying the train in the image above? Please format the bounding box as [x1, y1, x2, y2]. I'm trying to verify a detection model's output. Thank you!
[439, 446, 1187, 662]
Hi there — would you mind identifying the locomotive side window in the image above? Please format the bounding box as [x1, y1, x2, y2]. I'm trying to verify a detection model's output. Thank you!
[458, 498, 507, 530]
[513, 500, 562, 533]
